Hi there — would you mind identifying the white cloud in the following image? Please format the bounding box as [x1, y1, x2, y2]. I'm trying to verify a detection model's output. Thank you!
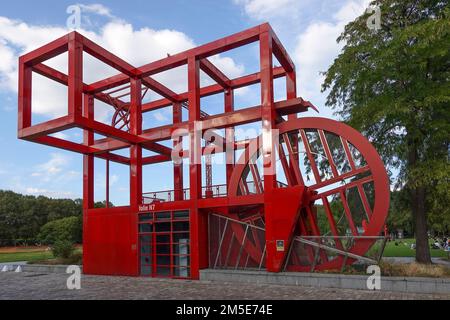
[233, 0, 299, 20]
[0, 8, 245, 120]
[2, 153, 81, 199]
[110, 174, 119, 186]
[78, 3, 116, 19]
[32, 153, 71, 179]
[209, 55, 245, 79]
[293, 0, 370, 111]
[233, 0, 371, 117]
[49, 132, 70, 140]
[25, 187, 75, 198]
[153, 111, 168, 122]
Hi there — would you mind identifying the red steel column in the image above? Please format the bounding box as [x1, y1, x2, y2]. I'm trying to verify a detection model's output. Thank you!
[188, 56, 208, 279]
[260, 30, 279, 272]
[130, 78, 143, 209]
[68, 32, 83, 119]
[18, 59, 32, 131]
[225, 89, 235, 187]
[82, 94, 94, 273]
[286, 67, 300, 184]
[173, 102, 184, 201]
[129, 77, 142, 276]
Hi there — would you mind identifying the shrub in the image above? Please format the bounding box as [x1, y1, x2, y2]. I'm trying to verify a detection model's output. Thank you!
[38, 216, 82, 244]
[51, 240, 75, 259]
[379, 261, 450, 278]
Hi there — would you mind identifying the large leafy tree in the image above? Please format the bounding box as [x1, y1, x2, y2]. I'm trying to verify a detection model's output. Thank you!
[0, 190, 110, 245]
[322, 0, 449, 263]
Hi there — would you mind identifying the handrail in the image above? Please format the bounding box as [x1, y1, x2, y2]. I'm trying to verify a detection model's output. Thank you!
[142, 180, 289, 203]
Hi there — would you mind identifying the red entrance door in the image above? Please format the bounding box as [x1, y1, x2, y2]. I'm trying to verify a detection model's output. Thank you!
[138, 211, 191, 278]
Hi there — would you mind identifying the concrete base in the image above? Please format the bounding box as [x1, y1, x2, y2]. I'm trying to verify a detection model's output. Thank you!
[0, 263, 81, 274]
[200, 269, 450, 295]
[22, 264, 82, 274]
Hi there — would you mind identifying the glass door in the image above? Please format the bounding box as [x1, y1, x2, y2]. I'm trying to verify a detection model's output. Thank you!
[139, 229, 153, 276]
[139, 211, 191, 278]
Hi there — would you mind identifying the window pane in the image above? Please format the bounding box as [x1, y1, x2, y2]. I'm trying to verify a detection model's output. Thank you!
[156, 244, 170, 255]
[156, 234, 170, 244]
[173, 222, 189, 232]
[139, 214, 153, 222]
[155, 222, 171, 233]
[173, 255, 190, 267]
[139, 223, 152, 233]
[141, 255, 152, 264]
[140, 235, 151, 243]
[173, 211, 189, 220]
[141, 244, 151, 255]
[156, 212, 171, 221]
[173, 239, 190, 255]
[173, 267, 190, 277]
[157, 255, 171, 266]
[141, 265, 152, 276]
[173, 233, 190, 243]
[156, 266, 171, 276]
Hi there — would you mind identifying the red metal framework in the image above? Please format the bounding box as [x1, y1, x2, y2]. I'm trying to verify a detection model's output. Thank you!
[17, 23, 389, 279]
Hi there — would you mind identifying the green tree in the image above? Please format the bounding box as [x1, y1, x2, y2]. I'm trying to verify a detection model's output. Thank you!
[38, 216, 82, 244]
[322, 0, 449, 263]
[387, 190, 414, 236]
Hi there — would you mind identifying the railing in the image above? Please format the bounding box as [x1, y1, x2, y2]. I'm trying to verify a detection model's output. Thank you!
[208, 214, 266, 270]
[239, 180, 288, 195]
[142, 181, 289, 203]
[142, 189, 190, 203]
[202, 184, 228, 198]
[284, 235, 388, 272]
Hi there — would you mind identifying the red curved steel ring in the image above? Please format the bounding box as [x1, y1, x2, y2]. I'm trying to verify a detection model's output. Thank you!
[228, 117, 390, 271]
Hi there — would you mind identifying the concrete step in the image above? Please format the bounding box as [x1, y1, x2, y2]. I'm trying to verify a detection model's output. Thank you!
[200, 269, 450, 295]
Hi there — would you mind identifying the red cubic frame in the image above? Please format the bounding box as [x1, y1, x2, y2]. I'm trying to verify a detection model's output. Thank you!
[17, 23, 390, 279]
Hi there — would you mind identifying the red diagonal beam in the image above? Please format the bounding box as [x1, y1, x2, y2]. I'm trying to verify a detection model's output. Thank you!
[139, 97, 309, 142]
[139, 66, 286, 113]
[21, 33, 69, 66]
[321, 196, 345, 250]
[318, 129, 339, 178]
[33, 135, 93, 153]
[87, 24, 265, 93]
[340, 190, 359, 236]
[32, 136, 130, 165]
[141, 76, 181, 102]
[137, 24, 263, 77]
[96, 152, 130, 165]
[32, 63, 127, 108]
[300, 129, 322, 183]
[268, 24, 295, 73]
[19, 116, 76, 140]
[87, 74, 130, 94]
[199, 59, 230, 89]
[142, 142, 172, 157]
[81, 34, 136, 78]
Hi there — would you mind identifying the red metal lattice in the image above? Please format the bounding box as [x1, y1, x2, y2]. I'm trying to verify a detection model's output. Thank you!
[17, 23, 389, 279]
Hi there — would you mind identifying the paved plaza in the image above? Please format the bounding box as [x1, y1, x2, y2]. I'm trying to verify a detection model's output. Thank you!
[0, 272, 449, 300]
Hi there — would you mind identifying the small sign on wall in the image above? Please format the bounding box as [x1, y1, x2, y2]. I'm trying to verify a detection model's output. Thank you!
[276, 240, 285, 252]
[139, 204, 156, 212]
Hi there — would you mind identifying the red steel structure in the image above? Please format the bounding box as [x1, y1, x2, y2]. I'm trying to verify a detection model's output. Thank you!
[17, 23, 390, 279]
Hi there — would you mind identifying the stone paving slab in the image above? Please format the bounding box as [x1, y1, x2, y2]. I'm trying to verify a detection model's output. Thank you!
[0, 272, 449, 300]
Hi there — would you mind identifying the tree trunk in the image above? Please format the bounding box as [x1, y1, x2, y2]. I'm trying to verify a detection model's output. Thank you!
[412, 186, 432, 264]
[408, 138, 432, 264]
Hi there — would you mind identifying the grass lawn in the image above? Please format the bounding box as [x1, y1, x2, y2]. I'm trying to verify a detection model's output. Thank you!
[0, 251, 54, 263]
[382, 238, 448, 258]
[0, 245, 83, 263]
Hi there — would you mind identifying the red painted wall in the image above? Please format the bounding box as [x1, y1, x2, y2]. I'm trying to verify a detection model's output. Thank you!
[83, 207, 139, 276]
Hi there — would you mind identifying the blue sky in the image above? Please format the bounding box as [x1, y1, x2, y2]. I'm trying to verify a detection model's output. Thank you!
[0, 0, 372, 205]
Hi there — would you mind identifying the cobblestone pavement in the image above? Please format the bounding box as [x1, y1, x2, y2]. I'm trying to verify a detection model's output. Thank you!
[0, 272, 449, 300]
